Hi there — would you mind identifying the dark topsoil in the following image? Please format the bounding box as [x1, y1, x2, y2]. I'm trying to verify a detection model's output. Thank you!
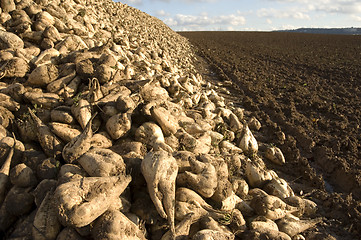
[180, 31, 361, 239]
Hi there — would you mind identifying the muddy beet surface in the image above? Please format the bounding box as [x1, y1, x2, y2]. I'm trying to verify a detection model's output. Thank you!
[180, 31, 361, 239]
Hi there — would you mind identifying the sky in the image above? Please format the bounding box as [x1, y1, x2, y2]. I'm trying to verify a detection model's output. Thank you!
[114, 0, 361, 31]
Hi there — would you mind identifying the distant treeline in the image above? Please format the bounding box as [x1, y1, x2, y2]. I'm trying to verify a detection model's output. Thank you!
[276, 28, 361, 35]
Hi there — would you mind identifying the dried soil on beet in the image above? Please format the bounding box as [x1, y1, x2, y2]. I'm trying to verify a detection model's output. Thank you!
[181, 31, 361, 239]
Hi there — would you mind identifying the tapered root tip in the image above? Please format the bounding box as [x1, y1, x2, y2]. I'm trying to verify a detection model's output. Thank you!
[170, 223, 176, 240]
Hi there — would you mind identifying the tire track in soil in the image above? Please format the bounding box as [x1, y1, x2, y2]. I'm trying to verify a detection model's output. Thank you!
[180, 31, 361, 239]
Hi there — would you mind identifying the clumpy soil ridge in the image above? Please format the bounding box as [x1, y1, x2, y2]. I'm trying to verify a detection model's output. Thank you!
[180, 31, 361, 239]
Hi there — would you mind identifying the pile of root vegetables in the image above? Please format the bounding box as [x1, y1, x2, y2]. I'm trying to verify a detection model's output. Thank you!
[0, 0, 322, 239]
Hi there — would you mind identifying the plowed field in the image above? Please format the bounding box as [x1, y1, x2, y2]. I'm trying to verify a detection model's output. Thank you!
[180, 31, 361, 239]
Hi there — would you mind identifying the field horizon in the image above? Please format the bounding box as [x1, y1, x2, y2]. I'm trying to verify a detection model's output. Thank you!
[177, 27, 361, 35]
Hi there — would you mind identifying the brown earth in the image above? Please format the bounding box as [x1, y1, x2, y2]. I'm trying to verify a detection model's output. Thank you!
[180, 31, 361, 239]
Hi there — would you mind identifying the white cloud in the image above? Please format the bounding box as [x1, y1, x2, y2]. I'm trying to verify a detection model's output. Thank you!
[266, 18, 273, 24]
[280, 24, 297, 30]
[150, 0, 218, 2]
[120, 0, 220, 6]
[182, 0, 218, 2]
[351, 15, 361, 21]
[225, 26, 234, 31]
[164, 17, 178, 26]
[121, 0, 143, 5]
[317, 3, 361, 14]
[265, 0, 361, 14]
[257, 8, 310, 20]
[163, 12, 246, 31]
[155, 9, 170, 17]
